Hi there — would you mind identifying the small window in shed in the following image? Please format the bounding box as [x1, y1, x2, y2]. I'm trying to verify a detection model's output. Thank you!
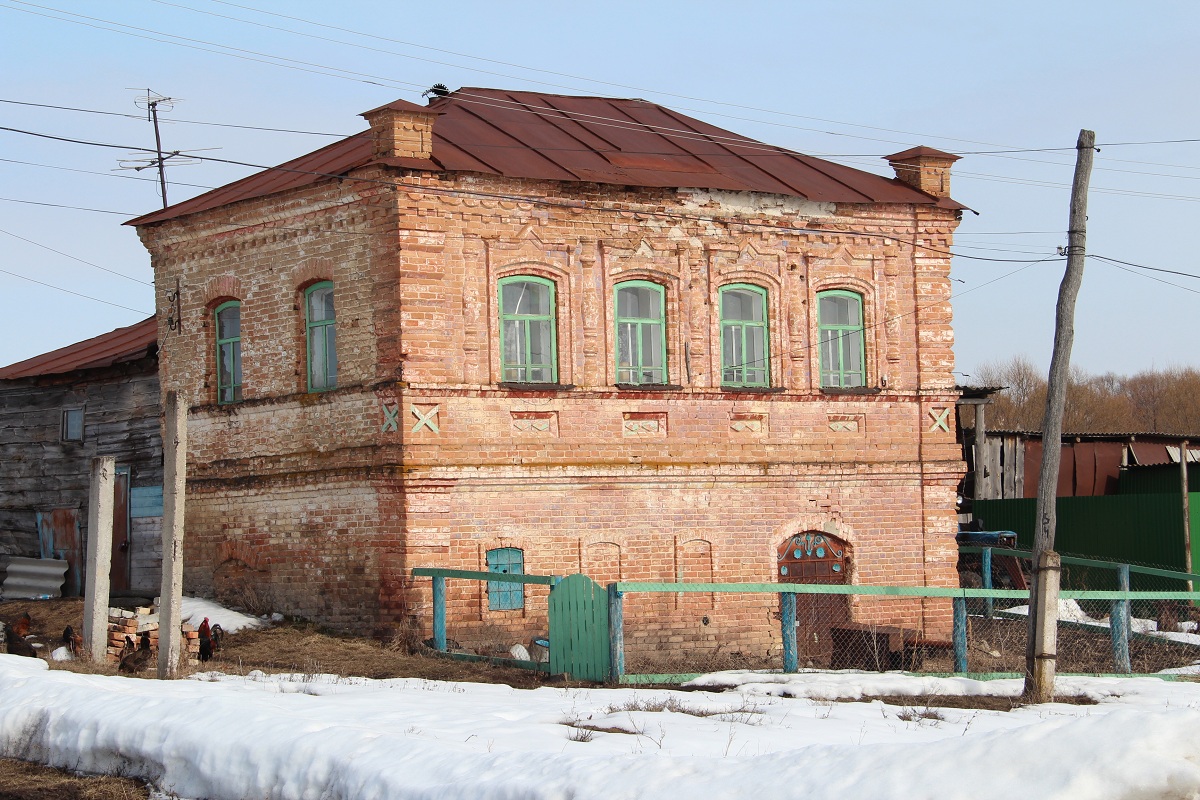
[486, 547, 525, 611]
[61, 408, 84, 442]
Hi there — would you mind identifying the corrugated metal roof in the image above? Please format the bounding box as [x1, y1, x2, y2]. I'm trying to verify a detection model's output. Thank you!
[0, 317, 157, 379]
[128, 87, 963, 226]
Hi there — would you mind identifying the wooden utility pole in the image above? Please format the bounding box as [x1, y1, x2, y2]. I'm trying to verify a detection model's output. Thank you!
[1182, 440, 1192, 587]
[1024, 129, 1096, 702]
[157, 391, 187, 679]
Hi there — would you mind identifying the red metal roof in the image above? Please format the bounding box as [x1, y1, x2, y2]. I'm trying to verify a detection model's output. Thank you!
[128, 88, 963, 226]
[0, 317, 157, 379]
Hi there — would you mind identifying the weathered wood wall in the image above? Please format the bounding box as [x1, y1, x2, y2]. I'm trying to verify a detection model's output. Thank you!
[0, 360, 162, 590]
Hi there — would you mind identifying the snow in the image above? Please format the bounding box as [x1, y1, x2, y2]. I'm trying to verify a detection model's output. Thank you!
[1000, 599, 1200, 647]
[178, 596, 265, 633]
[4, 656, 1200, 799]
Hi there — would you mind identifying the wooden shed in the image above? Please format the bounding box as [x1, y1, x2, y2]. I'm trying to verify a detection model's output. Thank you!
[0, 317, 163, 597]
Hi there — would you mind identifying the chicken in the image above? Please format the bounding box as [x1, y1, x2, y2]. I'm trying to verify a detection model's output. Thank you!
[62, 625, 83, 658]
[4, 615, 39, 658]
[198, 617, 223, 662]
[118, 631, 153, 673]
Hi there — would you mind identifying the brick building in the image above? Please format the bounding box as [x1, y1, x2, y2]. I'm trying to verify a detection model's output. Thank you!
[129, 88, 966, 661]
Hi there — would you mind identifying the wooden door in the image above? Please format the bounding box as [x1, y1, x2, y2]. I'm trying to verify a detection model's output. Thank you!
[35, 508, 82, 596]
[110, 469, 131, 592]
[777, 532, 852, 667]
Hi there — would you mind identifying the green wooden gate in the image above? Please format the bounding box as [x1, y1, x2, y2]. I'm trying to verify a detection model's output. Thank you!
[549, 574, 611, 681]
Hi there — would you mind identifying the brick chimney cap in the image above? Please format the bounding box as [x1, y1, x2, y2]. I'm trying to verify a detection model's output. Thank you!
[884, 146, 961, 163]
[360, 98, 442, 118]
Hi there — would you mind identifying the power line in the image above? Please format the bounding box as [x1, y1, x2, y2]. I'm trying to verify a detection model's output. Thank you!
[0, 122, 1069, 264]
[0, 266, 152, 313]
[0, 97, 348, 137]
[1096, 259, 1200, 296]
[0, 195, 135, 214]
[0, 155, 217, 190]
[1089, 254, 1200, 281]
[0, 227, 152, 286]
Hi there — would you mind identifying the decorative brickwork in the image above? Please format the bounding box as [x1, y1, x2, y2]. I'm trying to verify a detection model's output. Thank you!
[134, 95, 966, 657]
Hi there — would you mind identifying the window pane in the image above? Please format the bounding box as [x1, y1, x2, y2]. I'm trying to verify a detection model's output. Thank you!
[503, 280, 549, 316]
[529, 320, 551, 367]
[308, 286, 334, 323]
[643, 323, 662, 369]
[324, 326, 337, 387]
[309, 327, 329, 389]
[503, 319, 524, 367]
[820, 295, 848, 327]
[722, 288, 763, 322]
[217, 304, 240, 339]
[617, 322, 634, 369]
[62, 409, 83, 441]
[722, 325, 740, 383]
[844, 329, 864, 386]
[746, 327, 766, 383]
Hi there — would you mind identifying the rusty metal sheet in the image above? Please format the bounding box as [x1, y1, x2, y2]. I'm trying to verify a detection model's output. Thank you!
[0, 317, 156, 379]
[128, 87, 960, 227]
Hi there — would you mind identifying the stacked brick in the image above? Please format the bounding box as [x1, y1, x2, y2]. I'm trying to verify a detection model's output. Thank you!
[105, 607, 200, 666]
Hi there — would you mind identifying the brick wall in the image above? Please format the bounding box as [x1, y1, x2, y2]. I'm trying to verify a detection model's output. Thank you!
[136, 164, 964, 649]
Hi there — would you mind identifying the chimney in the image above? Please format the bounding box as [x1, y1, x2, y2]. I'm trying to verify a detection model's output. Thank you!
[360, 98, 439, 161]
[885, 146, 960, 198]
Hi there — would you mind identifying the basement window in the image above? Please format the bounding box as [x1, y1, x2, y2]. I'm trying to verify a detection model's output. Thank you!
[61, 408, 84, 442]
[486, 547, 525, 611]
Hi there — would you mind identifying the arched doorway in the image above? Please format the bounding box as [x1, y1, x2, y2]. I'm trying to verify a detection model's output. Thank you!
[777, 531, 851, 667]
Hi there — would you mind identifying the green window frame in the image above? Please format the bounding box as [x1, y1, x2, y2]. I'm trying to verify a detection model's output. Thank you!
[499, 276, 557, 383]
[817, 290, 866, 388]
[486, 547, 524, 611]
[614, 280, 666, 385]
[719, 283, 769, 387]
[215, 300, 243, 404]
[305, 281, 337, 391]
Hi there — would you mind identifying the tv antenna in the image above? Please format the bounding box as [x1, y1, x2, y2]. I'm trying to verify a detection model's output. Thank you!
[117, 89, 214, 208]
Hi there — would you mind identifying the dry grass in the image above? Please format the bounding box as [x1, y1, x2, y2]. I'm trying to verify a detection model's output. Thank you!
[0, 758, 148, 800]
[1, 598, 567, 689]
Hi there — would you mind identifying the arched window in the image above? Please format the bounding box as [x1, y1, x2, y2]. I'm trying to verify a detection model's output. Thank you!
[214, 300, 242, 404]
[305, 282, 337, 391]
[817, 290, 865, 388]
[614, 280, 666, 385]
[499, 276, 556, 383]
[719, 284, 769, 387]
[486, 547, 524, 610]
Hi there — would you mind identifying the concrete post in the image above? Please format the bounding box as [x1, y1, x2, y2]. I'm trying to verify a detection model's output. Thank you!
[82, 456, 115, 662]
[1029, 551, 1061, 702]
[158, 391, 187, 679]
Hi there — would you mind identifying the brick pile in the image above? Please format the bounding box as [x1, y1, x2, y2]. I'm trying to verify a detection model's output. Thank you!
[106, 606, 201, 666]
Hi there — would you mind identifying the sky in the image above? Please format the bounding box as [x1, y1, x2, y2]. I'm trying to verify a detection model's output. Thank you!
[5, 649, 1200, 799]
[1, 1, 1197, 379]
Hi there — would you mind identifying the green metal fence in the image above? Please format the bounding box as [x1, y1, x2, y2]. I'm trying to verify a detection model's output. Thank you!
[973, 494, 1199, 578]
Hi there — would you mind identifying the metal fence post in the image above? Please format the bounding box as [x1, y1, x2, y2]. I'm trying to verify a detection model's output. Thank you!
[780, 591, 798, 673]
[981, 547, 994, 620]
[953, 596, 968, 674]
[1111, 564, 1131, 673]
[432, 576, 447, 652]
[607, 583, 624, 682]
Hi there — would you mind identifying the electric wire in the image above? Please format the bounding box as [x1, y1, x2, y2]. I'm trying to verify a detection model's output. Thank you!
[0, 227, 153, 286]
[0, 195, 135, 215]
[0, 155, 218, 190]
[1, 122, 1067, 264]
[0, 266, 152, 314]
[0, 98, 348, 136]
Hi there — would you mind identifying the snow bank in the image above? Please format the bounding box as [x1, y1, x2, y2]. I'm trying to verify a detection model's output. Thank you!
[4, 656, 1200, 799]
[179, 596, 265, 633]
